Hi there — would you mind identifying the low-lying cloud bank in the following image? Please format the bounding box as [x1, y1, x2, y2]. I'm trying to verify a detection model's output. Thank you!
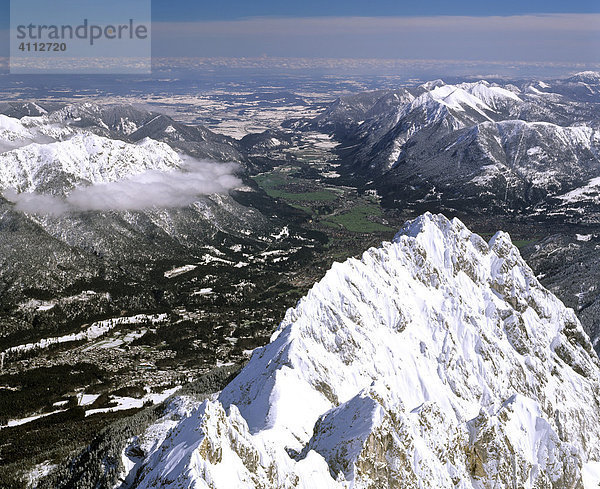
[2, 159, 242, 216]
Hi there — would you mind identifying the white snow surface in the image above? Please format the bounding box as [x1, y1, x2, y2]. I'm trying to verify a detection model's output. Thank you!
[3, 313, 168, 357]
[0, 132, 183, 194]
[458, 81, 522, 108]
[121, 213, 600, 489]
[164, 264, 198, 279]
[412, 85, 493, 121]
[0, 114, 74, 153]
[407, 81, 520, 125]
[382, 81, 524, 166]
[559, 176, 600, 204]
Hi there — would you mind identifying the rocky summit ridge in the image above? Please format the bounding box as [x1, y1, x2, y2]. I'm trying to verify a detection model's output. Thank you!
[118, 213, 600, 488]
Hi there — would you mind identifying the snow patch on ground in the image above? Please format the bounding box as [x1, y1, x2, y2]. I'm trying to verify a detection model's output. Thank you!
[3, 313, 168, 357]
[164, 264, 197, 278]
[85, 387, 180, 417]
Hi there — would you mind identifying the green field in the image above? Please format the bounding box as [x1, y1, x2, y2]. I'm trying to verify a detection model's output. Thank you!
[253, 170, 395, 233]
[289, 203, 314, 214]
[252, 172, 287, 188]
[266, 188, 338, 201]
[322, 205, 394, 233]
[512, 239, 536, 249]
[252, 172, 338, 202]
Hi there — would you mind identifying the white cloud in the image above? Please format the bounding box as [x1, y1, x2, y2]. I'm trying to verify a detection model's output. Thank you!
[2, 158, 242, 215]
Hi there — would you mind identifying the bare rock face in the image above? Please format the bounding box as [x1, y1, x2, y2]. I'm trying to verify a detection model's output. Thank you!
[120, 213, 600, 489]
[467, 395, 583, 489]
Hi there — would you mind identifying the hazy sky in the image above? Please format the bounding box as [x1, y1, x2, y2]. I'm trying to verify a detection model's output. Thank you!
[150, 14, 600, 63]
[1, 0, 599, 65]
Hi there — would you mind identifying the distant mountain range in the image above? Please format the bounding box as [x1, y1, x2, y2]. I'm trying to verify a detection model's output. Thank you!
[289, 73, 600, 216]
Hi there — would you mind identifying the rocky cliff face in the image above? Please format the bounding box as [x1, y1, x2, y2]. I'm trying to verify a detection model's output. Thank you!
[119, 213, 600, 488]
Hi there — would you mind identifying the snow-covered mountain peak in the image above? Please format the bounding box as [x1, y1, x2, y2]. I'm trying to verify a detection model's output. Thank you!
[427, 85, 492, 112]
[419, 79, 446, 91]
[568, 71, 600, 84]
[414, 82, 521, 116]
[0, 114, 29, 135]
[124, 212, 600, 488]
[458, 80, 523, 107]
[0, 113, 80, 154]
[48, 102, 106, 124]
[0, 114, 34, 150]
[43, 102, 153, 135]
[0, 132, 184, 194]
[404, 84, 498, 130]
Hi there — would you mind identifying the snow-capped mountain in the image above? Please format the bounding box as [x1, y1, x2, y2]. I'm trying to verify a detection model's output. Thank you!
[374, 118, 600, 212]
[346, 82, 522, 174]
[295, 76, 600, 214]
[358, 79, 593, 174]
[0, 105, 308, 342]
[240, 129, 294, 153]
[0, 113, 75, 153]
[46, 102, 152, 135]
[285, 88, 415, 138]
[458, 80, 522, 110]
[127, 113, 244, 162]
[0, 114, 38, 152]
[402, 82, 519, 126]
[116, 213, 600, 488]
[0, 102, 246, 163]
[0, 132, 184, 194]
[0, 101, 48, 118]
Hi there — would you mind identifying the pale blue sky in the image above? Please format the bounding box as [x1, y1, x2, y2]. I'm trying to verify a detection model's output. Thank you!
[150, 0, 600, 20]
[1, 0, 599, 26]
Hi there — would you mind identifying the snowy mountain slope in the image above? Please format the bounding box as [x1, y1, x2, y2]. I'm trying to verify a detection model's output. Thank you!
[298, 77, 600, 194]
[477, 121, 600, 191]
[350, 118, 600, 214]
[559, 72, 600, 102]
[337, 80, 527, 174]
[0, 114, 38, 153]
[0, 101, 49, 119]
[0, 102, 246, 163]
[0, 104, 313, 346]
[0, 124, 280, 313]
[285, 89, 414, 138]
[522, 233, 600, 355]
[0, 133, 185, 194]
[458, 80, 522, 109]
[296, 77, 600, 213]
[0, 103, 155, 153]
[128, 113, 244, 162]
[0, 113, 76, 153]
[441, 120, 600, 200]
[46, 102, 153, 135]
[118, 213, 600, 489]
[413, 84, 497, 117]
